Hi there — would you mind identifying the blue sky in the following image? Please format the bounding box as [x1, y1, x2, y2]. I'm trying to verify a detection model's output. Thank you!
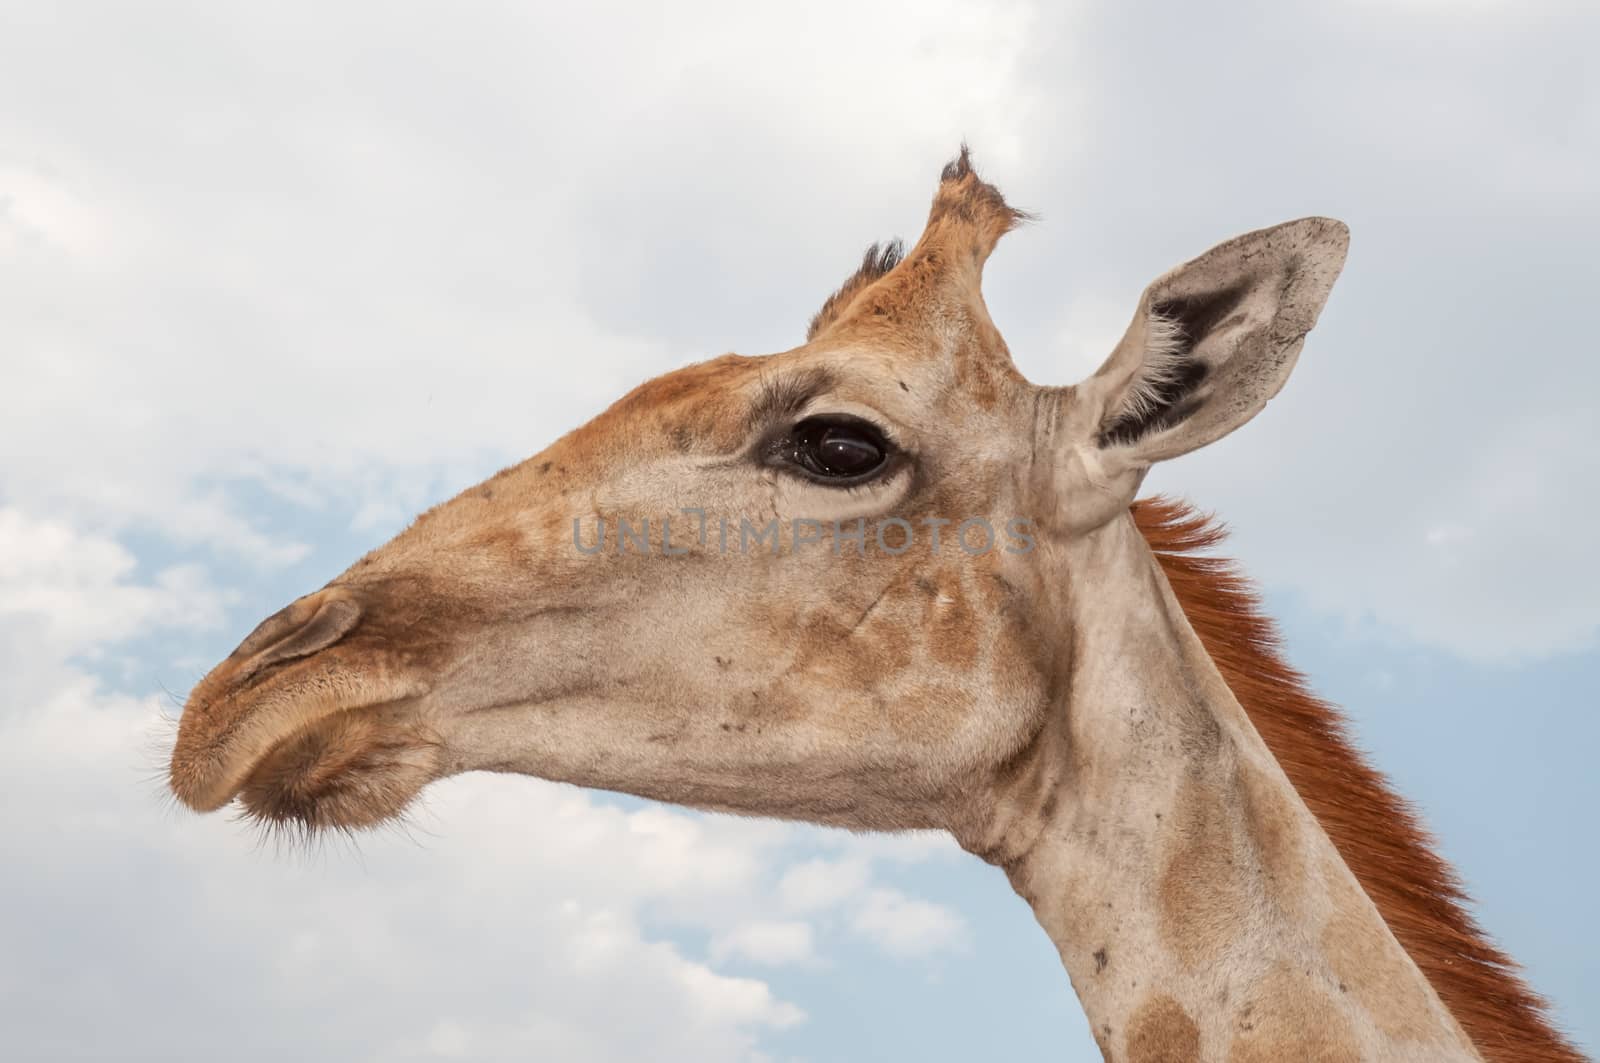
[1, 1, 1595, 1059]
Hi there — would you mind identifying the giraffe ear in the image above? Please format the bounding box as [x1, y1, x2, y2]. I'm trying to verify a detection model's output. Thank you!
[1075, 217, 1349, 468]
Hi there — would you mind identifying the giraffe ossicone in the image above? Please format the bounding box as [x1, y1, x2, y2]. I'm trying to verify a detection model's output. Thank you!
[170, 148, 1581, 1063]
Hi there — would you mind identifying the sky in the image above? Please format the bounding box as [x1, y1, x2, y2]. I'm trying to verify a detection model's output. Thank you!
[1, 1, 1595, 1060]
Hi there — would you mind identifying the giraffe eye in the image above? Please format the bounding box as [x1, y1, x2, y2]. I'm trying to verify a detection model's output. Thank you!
[782, 416, 890, 483]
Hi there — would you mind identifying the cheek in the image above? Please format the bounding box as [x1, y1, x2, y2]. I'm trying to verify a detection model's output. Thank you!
[787, 594, 918, 693]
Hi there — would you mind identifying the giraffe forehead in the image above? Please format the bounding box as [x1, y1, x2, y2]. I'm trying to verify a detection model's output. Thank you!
[574, 346, 1007, 465]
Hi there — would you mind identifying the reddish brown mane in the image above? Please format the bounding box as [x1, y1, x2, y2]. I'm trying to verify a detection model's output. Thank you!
[1133, 496, 1583, 1063]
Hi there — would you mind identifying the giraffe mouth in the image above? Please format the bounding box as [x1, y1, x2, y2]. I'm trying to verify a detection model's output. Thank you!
[230, 700, 445, 832]
[169, 650, 437, 828]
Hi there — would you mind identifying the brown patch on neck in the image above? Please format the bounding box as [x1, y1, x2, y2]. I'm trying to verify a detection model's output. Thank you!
[1228, 964, 1360, 1063]
[1237, 758, 1314, 919]
[1125, 994, 1200, 1063]
[1157, 775, 1251, 970]
[1133, 497, 1584, 1063]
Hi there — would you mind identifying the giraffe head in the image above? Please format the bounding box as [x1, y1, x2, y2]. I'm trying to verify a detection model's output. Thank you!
[169, 150, 1347, 835]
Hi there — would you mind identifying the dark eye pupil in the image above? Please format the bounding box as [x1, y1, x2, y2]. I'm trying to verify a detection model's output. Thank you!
[816, 427, 882, 476]
[786, 419, 887, 481]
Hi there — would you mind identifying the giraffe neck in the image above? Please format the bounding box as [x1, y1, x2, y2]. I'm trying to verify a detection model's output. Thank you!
[955, 515, 1481, 1062]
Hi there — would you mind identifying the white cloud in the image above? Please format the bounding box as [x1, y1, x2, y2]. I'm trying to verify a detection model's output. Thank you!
[711, 921, 818, 967]
[769, 849, 969, 962]
[777, 857, 873, 914]
[0, 161, 122, 259]
[0, 505, 232, 653]
[850, 888, 968, 959]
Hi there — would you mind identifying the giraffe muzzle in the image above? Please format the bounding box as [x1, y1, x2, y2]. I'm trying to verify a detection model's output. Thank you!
[168, 585, 433, 815]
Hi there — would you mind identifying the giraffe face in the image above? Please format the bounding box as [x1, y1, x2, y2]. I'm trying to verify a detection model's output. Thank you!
[169, 153, 1349, 837]
[167, 327, 1059, 832]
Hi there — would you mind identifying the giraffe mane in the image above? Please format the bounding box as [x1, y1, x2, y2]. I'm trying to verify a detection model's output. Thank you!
[1133, 496, 1584, 1063]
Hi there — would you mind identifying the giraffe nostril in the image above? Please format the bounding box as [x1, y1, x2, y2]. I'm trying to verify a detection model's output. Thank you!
[230, 590, 363, 671]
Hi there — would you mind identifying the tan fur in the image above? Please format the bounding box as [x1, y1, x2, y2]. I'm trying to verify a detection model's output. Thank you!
[1126, 994, 1201, 1063]
[170, 149, 1581, 1062]
[1227, 963, 1361, 1063]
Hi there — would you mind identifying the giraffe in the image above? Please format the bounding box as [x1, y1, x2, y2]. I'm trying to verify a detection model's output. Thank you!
[169, 150, 1582, 1062]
